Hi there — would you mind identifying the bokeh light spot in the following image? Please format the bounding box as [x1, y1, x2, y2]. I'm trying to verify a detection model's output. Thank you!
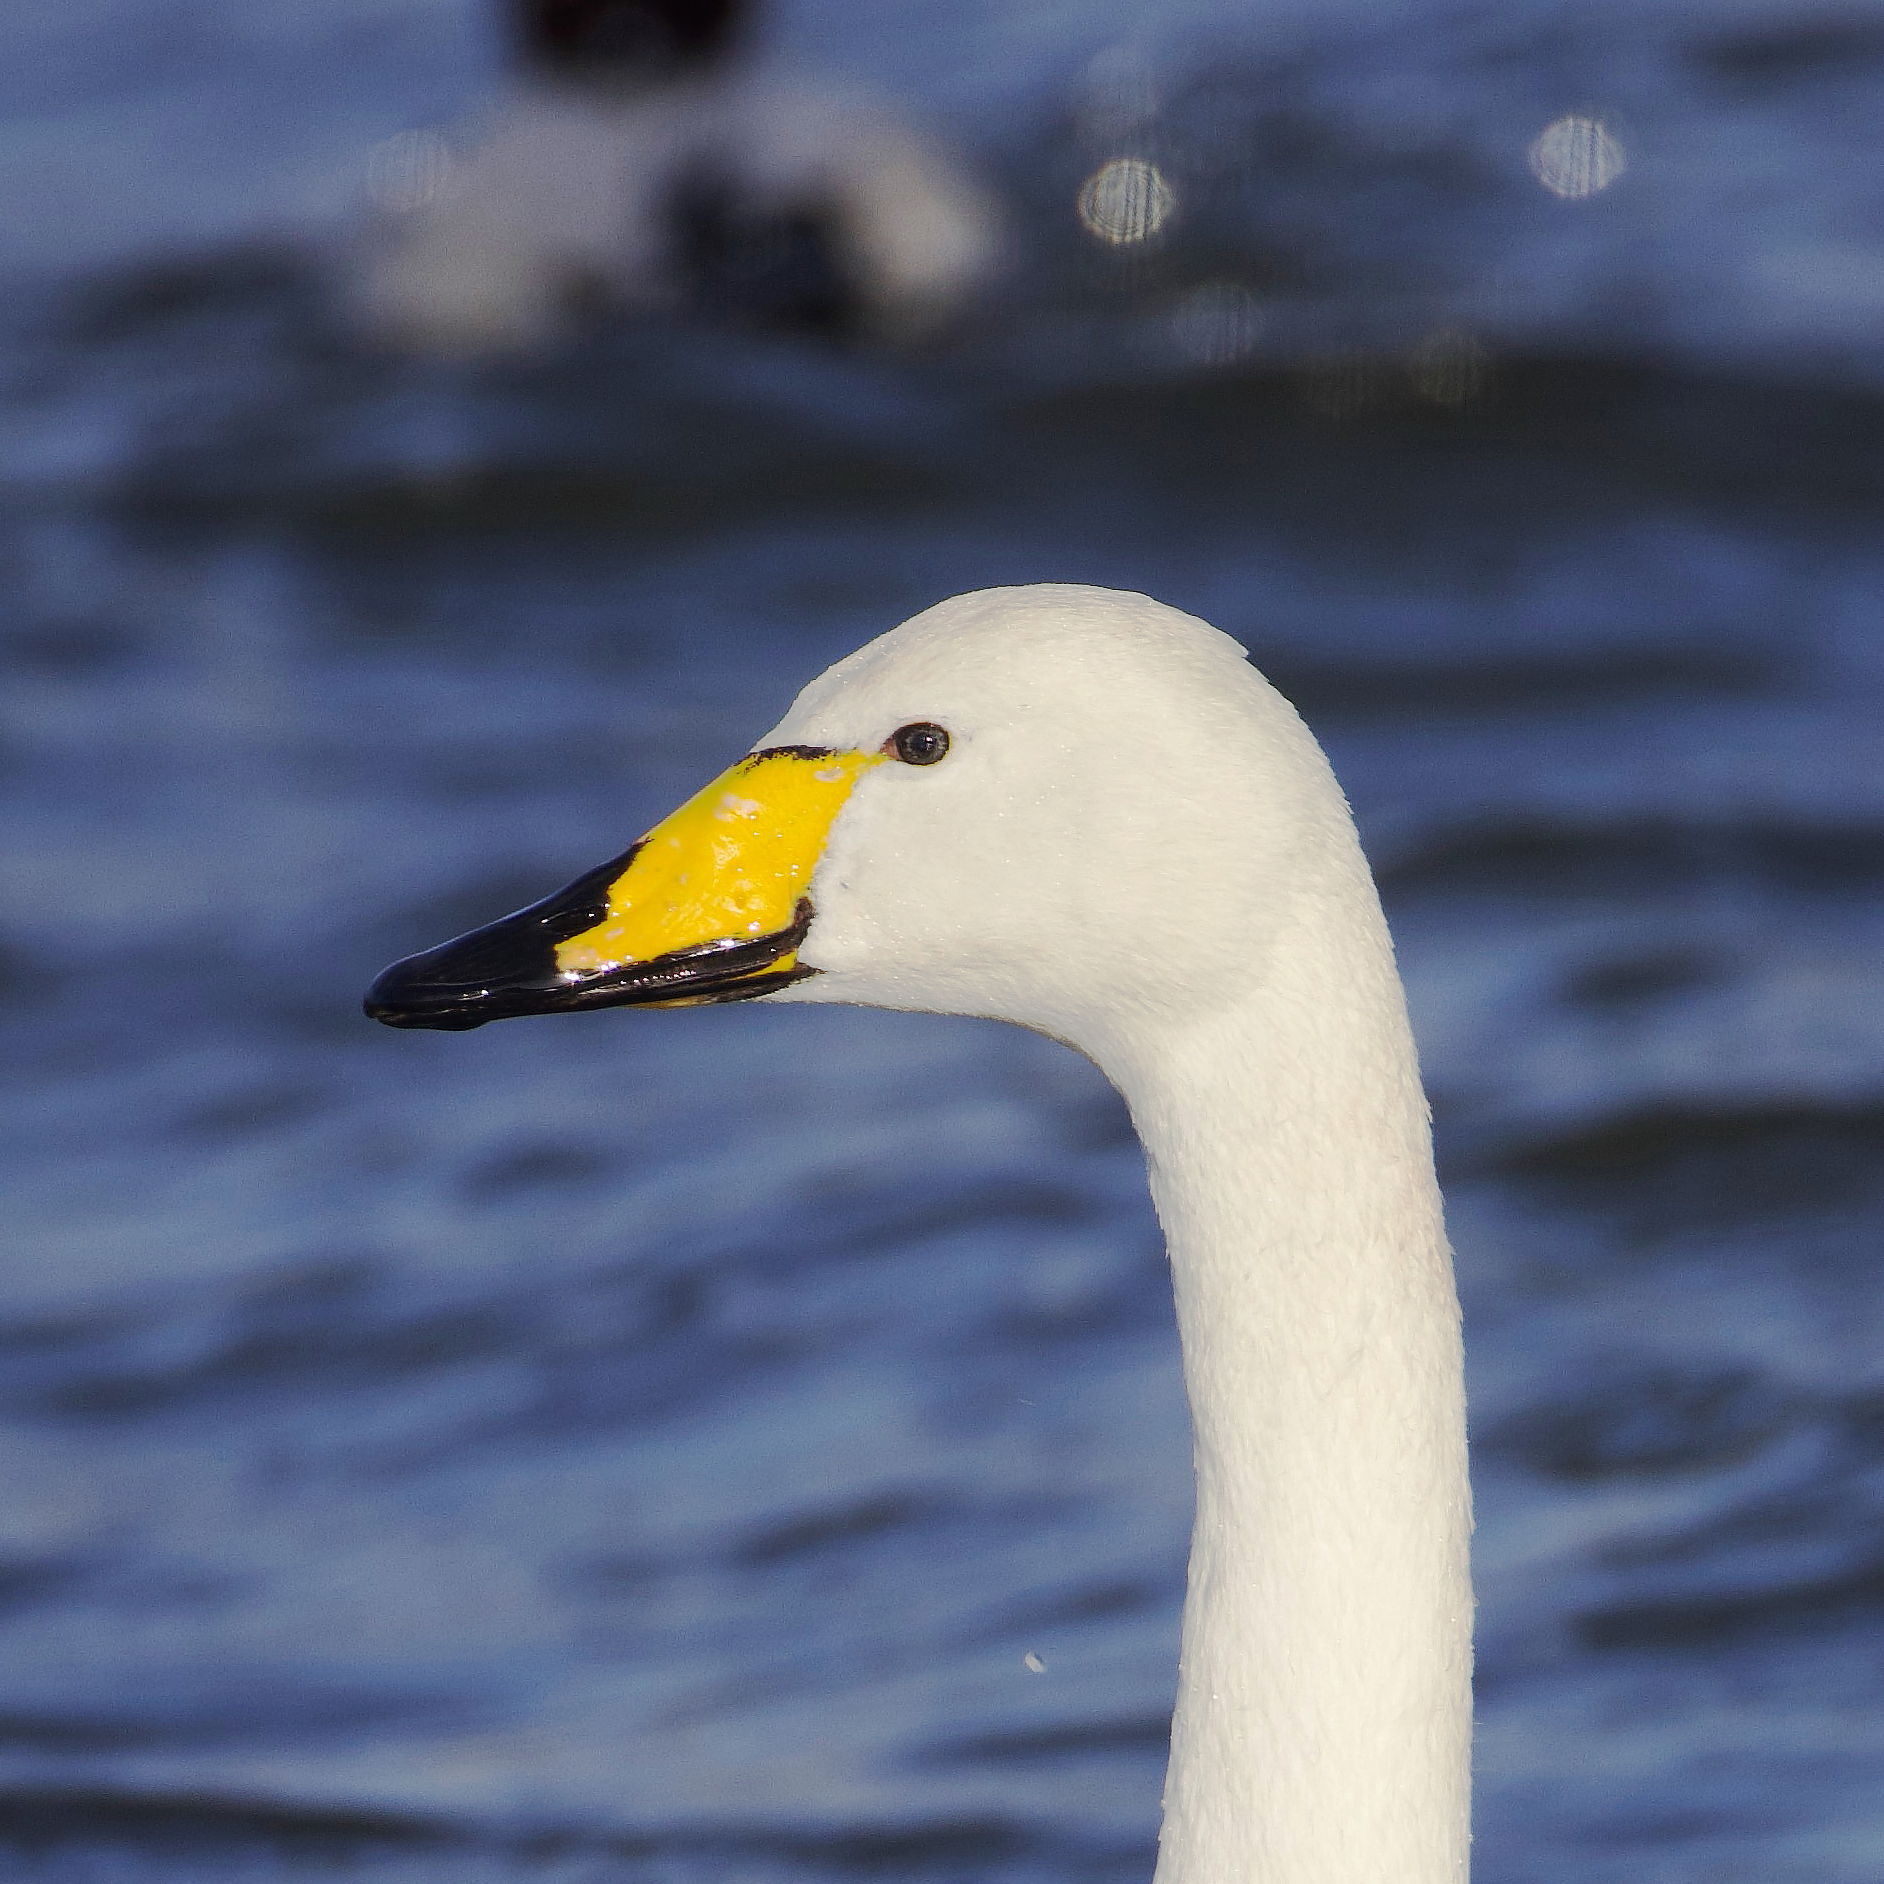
[365, 129, 454, 215]
[1078, 158, 1177, 247]
[1528, 115, 1626, 199]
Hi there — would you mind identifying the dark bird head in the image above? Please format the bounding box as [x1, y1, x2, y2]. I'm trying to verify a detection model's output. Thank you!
[514, 0, 745, 79]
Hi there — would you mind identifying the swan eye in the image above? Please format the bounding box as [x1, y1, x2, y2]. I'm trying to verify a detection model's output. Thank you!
[886, 723, 951, 766]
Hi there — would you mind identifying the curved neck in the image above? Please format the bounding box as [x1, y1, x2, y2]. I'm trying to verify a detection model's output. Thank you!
[1105, 874, 1471, 1884]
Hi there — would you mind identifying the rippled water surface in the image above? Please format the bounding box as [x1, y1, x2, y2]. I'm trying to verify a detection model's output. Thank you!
[6, 0, 1884, 1878]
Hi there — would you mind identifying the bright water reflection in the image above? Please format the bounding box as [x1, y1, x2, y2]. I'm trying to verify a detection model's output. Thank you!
[1076, 157, 1176, 247]
[1528, 115, 1628, 200]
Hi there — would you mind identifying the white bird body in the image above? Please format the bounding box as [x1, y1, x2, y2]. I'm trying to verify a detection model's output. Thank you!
[369, 585, 1473, 1883]
[352, 70, 1001, 352]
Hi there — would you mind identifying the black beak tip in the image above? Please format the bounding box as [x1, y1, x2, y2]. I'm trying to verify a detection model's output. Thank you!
[363, 961, 493, 1031]
[363, 885, 817, 1033]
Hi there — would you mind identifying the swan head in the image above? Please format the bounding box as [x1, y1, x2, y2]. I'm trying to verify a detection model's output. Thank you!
[366, 585, 1349, 1058]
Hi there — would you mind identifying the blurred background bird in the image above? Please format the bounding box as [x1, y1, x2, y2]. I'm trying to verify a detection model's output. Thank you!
[348, 0, 1004, 350]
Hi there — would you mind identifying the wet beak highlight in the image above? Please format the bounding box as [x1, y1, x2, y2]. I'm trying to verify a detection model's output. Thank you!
[364, 745, 883, 1030]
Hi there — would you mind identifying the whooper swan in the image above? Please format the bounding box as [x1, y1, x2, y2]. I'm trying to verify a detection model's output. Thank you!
[368, 584, 1472, 1884]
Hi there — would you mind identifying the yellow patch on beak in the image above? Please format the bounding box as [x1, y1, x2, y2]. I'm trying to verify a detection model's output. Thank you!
[554, 747, 884, 979]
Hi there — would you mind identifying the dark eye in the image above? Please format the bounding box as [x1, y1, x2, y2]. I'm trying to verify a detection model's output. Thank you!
[886, 722, 951, 766]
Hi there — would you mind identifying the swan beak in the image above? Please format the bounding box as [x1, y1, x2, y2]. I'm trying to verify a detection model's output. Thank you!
[364, 745, 884, 1030]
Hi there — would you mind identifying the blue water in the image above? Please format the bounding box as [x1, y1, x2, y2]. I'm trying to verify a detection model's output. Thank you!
[6, 1, 1884, 1879]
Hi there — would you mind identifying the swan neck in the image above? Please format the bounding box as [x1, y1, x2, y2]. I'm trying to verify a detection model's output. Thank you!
[1113, 914, 1471, 1884]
